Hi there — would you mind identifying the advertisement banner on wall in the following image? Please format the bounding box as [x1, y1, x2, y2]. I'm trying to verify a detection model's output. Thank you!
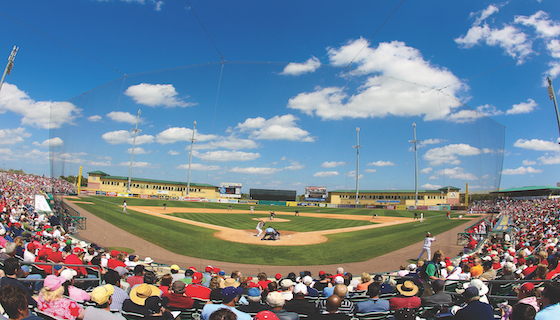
[327, 204, 338, 208]
[107, 192, 117, 197]
[139, 194, 149, 199]
[95, 191, 107, 196]
[239, 200, 258, 205]
[86, 190, 96, 195]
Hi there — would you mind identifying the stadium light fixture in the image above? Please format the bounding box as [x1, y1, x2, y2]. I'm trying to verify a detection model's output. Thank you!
[186, 121, 197, 197]
[0, 45, 18, 93]
[127, 109, 141, 194]
[547, 77, 560, 144]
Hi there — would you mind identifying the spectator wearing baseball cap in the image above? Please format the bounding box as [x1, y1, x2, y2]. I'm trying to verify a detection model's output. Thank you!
[302, 275, 319, 297]
[60, 268, 90, 302]
[516, 282, 539, 312]
[255, 310, 280, 320]
[63, 246, 87, 277]
[238, 287, 267, 313]
[162, 281, 194, 309]
[285, 283, 317, 315]
[83, 284, 126, 320]
[202, 265, 213, 287]
[453, 286, 494, 319]
[38, 274, 84, 320]
[314, 271, 330, 292]
[169, 264, 183, 282]
[266, 291, 298, 320]
[279, 279, 295, 301]
[185, 272, 211, 301]
[201, 286, 251, 320]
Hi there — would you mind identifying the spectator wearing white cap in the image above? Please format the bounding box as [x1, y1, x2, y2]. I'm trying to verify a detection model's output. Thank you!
[60, 269, 90, 302]
[285, 283, 317, 315]
[280, 279, 295, 301]
[322, 276, 344, 298]
[302, 276, 319, 297]
[266, 292, 298, 320]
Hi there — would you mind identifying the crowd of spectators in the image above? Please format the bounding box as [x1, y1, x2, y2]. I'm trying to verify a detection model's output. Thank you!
[0, 172, 560, 320]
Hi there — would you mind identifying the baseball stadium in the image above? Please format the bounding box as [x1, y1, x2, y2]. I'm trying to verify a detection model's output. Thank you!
[2, 1, 560, 319]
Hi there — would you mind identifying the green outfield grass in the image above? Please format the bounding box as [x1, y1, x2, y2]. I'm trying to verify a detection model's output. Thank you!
[70, 195, 466, 265]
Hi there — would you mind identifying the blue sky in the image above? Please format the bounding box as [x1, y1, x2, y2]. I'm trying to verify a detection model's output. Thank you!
[0, 0, 559, 194]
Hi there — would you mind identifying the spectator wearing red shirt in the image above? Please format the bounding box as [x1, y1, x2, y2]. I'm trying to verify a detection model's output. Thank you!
[47, 243, 63, 263]
[107, 250, 126, 269]
[163, 281, 194, 309]
[257, 272, 271, 290]
[127, 265, 145, 288]
[64, 247, 87, 277]
[389, 281, 421, 310]
[185, 272, 211, 301]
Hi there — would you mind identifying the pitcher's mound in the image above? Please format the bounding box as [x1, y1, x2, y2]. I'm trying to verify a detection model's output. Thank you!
[214, 229, 328, 246]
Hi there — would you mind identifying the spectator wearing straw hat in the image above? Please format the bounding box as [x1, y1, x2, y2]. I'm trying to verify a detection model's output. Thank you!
[389, 280, 421, 310]
[84, 284, 125, 320]
[122, 283, 161, 316]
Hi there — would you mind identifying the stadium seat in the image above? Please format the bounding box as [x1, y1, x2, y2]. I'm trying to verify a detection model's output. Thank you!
[351, 311, 392, 320]
[34, 309, 65, 320]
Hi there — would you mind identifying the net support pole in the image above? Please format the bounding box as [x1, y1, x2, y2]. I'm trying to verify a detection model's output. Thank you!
[186, 121, 197, 197]
[353, 127, 361, 205]
[548, 77, 560, 143]
[127, 109, 141, 194]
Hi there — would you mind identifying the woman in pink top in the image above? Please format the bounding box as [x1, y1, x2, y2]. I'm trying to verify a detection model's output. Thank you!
[38, 275, 84, 320]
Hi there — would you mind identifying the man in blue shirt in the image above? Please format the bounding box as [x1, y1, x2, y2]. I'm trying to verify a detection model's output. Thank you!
[356, 282, 390, 313]
[535, 282, 560, 320]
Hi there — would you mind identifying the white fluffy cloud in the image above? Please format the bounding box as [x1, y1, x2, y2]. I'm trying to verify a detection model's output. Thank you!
[155, 127, 217, 145]
[502, 166, 543, 175]
[195, 138, 259, 150]
[118, 161, 158, 168]
[281, 56, 321, 76]
[229, 167, 281, 175]
[0, 83, 81, 129]
[193, 150, 260, 162]
[287, 39, 465, 121]
[321, 161, 345, 168]
[429, 167, 478, 180]
[235, 115, 314, 142]
[124, 83, 196, 108]
[514, 11, 560, 38]
[313, 171, 339, 177]
[107, 111, 141, 124]
[364, 168, 377, 173]
[506, 99, 538, 115]
[513, 139, 560, 152]
[538, 154, 560, 165]
[522, 159, 537, 165]
[423, 143, 481, 166]
[126, 147, 150, 154]
[285, 161, 305, 171]
[176, 163, 221, 171]
[87, 115, 102, 122]
[420, 167, 433, 174]
[447, 105, 503, 123]
[367, 160, 396, 167]
[102, 130, 155, 145]
[421, 183, 442, 189]
[33, 137, 64, 148]
[168, 150, 180, 155]
[0, 127, 31, 145]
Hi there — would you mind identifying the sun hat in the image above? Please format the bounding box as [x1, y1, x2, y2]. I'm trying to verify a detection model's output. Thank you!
[396, 280, 419, 297]
[462, 279, 489, 296]
[60, 268, 77, 281]
[130, 283, 159, 305]
[280, 279, 295, 289]
[220, 278, 240, 288]
[90, 284, 114, 305]
[43, 275, 66, 291]
[266, 291, 285, 307]
[144, 257, 154, 264]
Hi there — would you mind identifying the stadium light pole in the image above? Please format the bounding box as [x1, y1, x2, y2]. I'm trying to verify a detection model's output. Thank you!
[547, 77, 560, 143]
[0, 45, 18, 93]
[127, 109, 141, 194]
[409, 123, 421, 206]
[353, 127, 361, 205]
[186, 121, 197, 197]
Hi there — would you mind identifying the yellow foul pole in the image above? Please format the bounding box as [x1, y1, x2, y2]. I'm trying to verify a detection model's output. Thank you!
[77, 166, 82, 191]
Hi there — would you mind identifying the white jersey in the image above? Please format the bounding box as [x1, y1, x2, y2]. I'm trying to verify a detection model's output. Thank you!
[257, 221, 265, 229]
[423, 237, 436, 249]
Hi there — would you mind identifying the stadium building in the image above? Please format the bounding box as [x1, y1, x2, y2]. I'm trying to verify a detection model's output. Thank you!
[490, 186, 560, 199]
[328, 186, 461, 207]
[86, 171, 219, 199]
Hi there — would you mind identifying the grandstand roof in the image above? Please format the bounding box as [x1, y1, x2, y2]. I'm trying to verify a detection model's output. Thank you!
[438, 186, 461, 191]
[87, 170, 110, 176]
[101, 175, 217, 188]
[329, 189, 444, 194]
[492, 186, 560, 193]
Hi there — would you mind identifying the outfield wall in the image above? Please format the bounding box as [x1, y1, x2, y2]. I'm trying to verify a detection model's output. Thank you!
[79, 189, 453, 211]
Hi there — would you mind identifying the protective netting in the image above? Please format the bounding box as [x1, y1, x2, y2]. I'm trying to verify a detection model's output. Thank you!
[49, 61, 505, 197]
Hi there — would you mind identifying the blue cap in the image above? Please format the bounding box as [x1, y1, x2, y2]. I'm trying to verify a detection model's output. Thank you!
[463, 286, 479, 299]
[221, 286, 244, 302]
[248, 287, 261, 297]
[219, 270, 225, 276]
[21, 265, 30, 272]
